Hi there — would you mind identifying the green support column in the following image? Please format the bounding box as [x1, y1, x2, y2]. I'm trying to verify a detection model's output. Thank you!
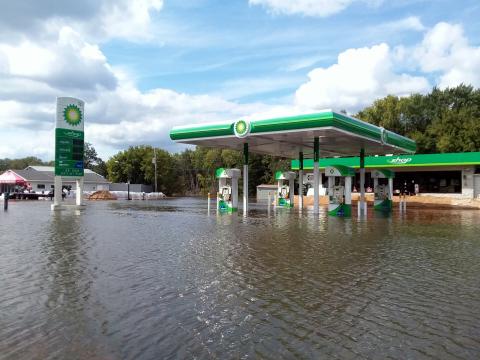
[243, 143, 249, 215]
[313, 137, 320, 214]
[299, 151, 304, 210]
[359, 148, 366, 216]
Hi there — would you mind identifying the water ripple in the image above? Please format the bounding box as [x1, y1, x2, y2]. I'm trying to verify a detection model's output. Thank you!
[1, 200, 480, 359]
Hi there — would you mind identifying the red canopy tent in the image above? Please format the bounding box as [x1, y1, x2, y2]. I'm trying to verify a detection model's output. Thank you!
[0, 170, 27, 192]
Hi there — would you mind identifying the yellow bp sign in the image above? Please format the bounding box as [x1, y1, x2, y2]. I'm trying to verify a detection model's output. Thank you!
[233, 119, 250, 138]
[55, 97, 85, 177]
[64, 104, 82, 126]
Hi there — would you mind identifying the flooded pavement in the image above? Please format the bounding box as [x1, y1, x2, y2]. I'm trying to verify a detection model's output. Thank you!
[1, 198, 480, 359]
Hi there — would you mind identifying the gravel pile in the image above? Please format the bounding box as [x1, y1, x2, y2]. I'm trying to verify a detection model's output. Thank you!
[88, 190, 117, 200]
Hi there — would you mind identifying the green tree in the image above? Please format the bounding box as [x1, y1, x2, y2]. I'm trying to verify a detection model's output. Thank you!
[84, 142, 107, 177]
[0, 156, 50, 172]
[428, 107, 480, 152]
[356, 95, 407, 134]
[106, 145, 181, 195]
[174, 149, 199, 194]
[356, 84, 480, 153]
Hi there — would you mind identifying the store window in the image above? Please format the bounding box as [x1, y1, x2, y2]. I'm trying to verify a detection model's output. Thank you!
[353, 172, 374, 192]
[393, 171, 461, 194]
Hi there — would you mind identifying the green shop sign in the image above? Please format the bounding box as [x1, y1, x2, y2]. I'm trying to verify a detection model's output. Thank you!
[292, 152, 480, 170]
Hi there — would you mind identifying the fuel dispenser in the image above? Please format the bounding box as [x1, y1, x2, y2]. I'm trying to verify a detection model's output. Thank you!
[325, 165, 354, 217]
[371, 169, 394, 212]
[275, 171, 296, 208]
[215, 167, 241, 213]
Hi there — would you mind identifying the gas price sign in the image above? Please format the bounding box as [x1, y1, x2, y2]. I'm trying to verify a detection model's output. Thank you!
[54, 97, 85, 177]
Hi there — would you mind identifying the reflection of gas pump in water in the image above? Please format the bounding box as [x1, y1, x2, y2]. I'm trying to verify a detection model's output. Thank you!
[371, 169, 394, 212]
[215, 168, 240, 213]
[275, 171, 295, 208]
[325, 165, 354, 217]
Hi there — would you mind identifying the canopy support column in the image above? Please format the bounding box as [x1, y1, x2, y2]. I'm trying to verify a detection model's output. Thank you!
[243, 143, 249, 215]
[298, 152, 304, 211]
[54, 176, 62, 206]
[388, 177, 393, 203]
[76, 178, 84, 206]
[359, 148, 366, 216]
[313, 137, 320, 214]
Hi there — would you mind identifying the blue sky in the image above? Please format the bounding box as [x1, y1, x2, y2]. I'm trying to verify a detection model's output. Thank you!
[1, 0, 480, 159]
[102, 0, 480, 102]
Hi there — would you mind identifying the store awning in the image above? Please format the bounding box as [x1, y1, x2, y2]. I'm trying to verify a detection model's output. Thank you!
[291, 151, 480, 170]
[0, 170, 27, 185]
[170, 110, 416, 158]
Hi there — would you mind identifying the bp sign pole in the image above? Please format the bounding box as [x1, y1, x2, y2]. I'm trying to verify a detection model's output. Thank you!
[52, 97, 85, 210]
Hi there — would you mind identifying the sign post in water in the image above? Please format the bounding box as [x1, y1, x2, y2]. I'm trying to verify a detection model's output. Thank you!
[52, 97, 85, 210]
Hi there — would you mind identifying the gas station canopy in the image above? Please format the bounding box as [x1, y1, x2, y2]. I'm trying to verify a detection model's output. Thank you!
[170, 110, 416, 158]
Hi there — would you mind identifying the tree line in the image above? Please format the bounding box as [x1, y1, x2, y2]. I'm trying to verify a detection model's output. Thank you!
[2, 85, 479, 195]
[105, 146, 290, 196]
[355, 84, 480, 153]
[0, 157, 54, 172]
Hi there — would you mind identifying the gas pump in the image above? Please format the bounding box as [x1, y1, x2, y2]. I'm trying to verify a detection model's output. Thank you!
[303, 172, 327, 196]
[215, 167, 241, 213]
[275, 171, 296, 208]
[371, 169, 394, 212]
[325, 165, 354, 217]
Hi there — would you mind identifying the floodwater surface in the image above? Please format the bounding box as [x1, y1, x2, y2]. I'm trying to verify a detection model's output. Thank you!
[1, 198, 480, 359]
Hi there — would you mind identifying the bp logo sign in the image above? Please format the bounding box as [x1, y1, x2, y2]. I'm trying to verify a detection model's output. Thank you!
[233, 119, 250, 138]
[63, 104, 83, 126]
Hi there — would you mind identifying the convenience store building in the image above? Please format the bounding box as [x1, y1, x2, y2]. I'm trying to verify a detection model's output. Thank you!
[291, 152, 480, 199]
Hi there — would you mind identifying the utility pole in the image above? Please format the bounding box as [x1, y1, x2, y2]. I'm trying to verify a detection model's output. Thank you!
[152, 148, 157, 193]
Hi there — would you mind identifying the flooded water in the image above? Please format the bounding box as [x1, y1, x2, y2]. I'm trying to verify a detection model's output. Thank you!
[1, 198, 480, 359]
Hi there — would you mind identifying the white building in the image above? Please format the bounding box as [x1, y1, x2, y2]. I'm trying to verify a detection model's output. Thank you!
[3, 166, 109, 193]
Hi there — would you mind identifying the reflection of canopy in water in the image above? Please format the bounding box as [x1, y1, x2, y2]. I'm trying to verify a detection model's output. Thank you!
[170, 110, 416, 157]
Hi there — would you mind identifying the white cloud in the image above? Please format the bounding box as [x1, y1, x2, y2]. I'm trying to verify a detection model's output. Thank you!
[0, 0, 163, 44]
[295, 43, 430, 110]
[414, 22, 480, 88]
[0, 100, 54, 130]
[2, 13, 480, 162]
[90, 0, 163, 41]
[0, 127, 54, 159]
[0, 27, 117, 96]
[214, 75, 304, 100]
[0, 19, 266, 160]
[84, 82, 266, 152]
[249, 0, 381, 17]
[283, 55, 330, 72]
[377, 16, 425, 32]
[294, 22, 480, 111]
[0, 80, 266, 159]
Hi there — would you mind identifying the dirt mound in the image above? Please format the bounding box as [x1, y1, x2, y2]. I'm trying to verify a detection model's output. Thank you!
[88, 190, 117, 200]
